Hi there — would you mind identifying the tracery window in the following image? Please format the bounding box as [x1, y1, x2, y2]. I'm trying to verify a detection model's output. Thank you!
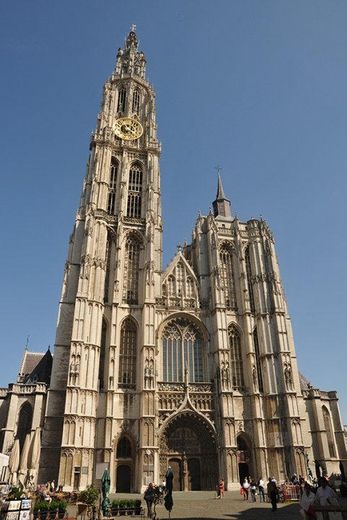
[245, 246, 255, 312]
[253, 327, 264, 392]
[228, 325, 244, 389]
[107, 158, 118, 215]
[118, 318, 137, 389]
[123, 235, 141, 304]
[16, 402, 33, 450]
[220, 246, 236, 310]
[127, 164, 143, 218]
[132, 89, 140, 114]
[162, 318, 204, 382]
[186, 276, 194, 298]
[117, 436, 132, 458]
[98, 319, 107, 391]
[322, 406, 336, 458]
[117, 87, 126, 112]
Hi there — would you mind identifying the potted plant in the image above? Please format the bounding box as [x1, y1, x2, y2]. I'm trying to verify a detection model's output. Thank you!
[78, 486, 99, 517]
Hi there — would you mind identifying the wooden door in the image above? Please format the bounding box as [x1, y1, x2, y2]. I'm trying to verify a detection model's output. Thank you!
[168, 458, 182, 491]
[188, 458, 201, 490]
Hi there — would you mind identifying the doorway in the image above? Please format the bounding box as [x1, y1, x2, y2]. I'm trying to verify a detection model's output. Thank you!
[116, 465, 131, 492]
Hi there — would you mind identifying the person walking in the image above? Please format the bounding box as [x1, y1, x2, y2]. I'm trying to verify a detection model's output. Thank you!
[250, 479, 257, 502]
[299, 482, 316, 519]
[315, 477, 342, 520]
[144, 482, 155, 518]
[258, 477, 265, 502]
[267, 477, 278, 512]
[242, 478, 250, 501]
[216, 478, 225, 498]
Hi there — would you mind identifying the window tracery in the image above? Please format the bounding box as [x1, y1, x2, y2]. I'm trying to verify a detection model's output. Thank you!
[322, 406, 336, 458]
[162, 318, 204, 383]
[253, 327, 264, 392]
[127, 164, 143, 218]
[245, 246, 255, 312]
[117, 87, 126, 112]
[118, 318, 137, 389]
[220, 246, 236, 310]
[107, 158, 118, 215]
[123, 235, 141, 304]
[132, 89, 140, 114]
[228, 325, 244, 390]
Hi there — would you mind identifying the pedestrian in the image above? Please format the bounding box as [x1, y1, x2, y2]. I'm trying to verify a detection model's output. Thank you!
[165, 466, 174, 494]
[144, 482, 155, 518]
[250, 479, 257, 502]
[267, 477, 278, 512]
[299, 482, 316, 519]
[315, 477, 342, 520]
[242, 478, 250, 501]
[217, 478, 225, 498]
[258, 477, 265, 502]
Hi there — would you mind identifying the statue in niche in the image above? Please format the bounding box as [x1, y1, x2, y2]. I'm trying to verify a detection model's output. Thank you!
[252, 364, 258, 389]
[284, 365, 293, 390]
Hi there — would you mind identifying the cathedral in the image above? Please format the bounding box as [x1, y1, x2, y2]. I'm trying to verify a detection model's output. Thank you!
[1, 28, 346, 493]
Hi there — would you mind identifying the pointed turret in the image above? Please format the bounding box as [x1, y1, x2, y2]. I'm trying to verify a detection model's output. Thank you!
[212, 174, 232, 219]
[115, 25, 146, 79]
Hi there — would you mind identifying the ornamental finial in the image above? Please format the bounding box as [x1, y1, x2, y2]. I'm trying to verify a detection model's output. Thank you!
[130, 24, 137, 33]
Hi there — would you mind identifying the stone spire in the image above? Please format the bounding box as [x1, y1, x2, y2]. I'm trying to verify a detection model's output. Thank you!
[115, 25, 146, 79]
[212, 174, 232, 219]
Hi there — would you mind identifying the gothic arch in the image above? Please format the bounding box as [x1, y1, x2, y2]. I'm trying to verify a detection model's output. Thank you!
[322, 405, 336, 458]
[17, 401, 33, 450]
[113, 432, 135, 492]
[159, 411, 218, 490]
[236, 432, 254, 484]
[118, 317, 137, 389]
[157, 312, 209, 343]
[158, 315, 207, 383]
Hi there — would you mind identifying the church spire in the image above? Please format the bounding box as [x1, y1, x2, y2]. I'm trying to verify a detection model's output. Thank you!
[115, 25, 146, 79]
[212, 174, 232, 219]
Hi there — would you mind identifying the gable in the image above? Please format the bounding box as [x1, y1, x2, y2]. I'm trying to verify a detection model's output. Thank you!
[162, 252, 199, 307]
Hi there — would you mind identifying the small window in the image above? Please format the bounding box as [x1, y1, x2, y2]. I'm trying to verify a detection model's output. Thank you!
[117, 87, 126, 112]
[132, 90, 140, 114]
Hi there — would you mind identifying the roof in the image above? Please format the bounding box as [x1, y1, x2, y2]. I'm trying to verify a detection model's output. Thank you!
[299, 372, 312, 391]
[18, 349, 53, 385]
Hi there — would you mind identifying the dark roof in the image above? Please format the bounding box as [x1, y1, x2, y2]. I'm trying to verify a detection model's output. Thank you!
[19, 349, 52, 385]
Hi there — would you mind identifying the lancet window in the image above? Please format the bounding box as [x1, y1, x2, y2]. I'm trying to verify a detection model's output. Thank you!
[107, 158, 118, 215]
[162, 318, 204, 382]
[98, 319, 107, 391]
[132, 89, 140, 114]
[322, 406, 336, 458]
[253, 327, 264, 392]
[117, 87, 126, 112]
[117, 436, 132, 458]
[16, 402, 33, 450]
[228, 325, 244, 390]
[245, 246, 255, 312]
[127, 164, 143, 218]
[220, 246, 236, 310]
[118, 318, 137, 389]
[123, 235, 141, 304]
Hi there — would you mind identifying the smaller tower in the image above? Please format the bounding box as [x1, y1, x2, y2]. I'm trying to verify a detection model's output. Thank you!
[212, 175, 232, 219]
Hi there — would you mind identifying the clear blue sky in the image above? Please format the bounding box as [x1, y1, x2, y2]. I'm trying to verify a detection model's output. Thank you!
[1, 1, 347, 421]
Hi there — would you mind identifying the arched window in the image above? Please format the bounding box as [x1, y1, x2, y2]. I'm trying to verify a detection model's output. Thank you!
[322, 406, 336, 458]
[176, 263, 184, 295]
[253, 327, 264, 392]
[117, 436, 132, 458]
[17, 402, 33, 450]
[123, 235, 141, 304]
[98, 319, 107, 391]
[168, 275, 175, 296]
[117, 87, 126, 112]
[107, 158, 118, 215]
[162, 318, 204, 383]
[186, 277, 194, 298]
[228, 325, 244, 390]
[118, 318, 137, 389]
[220, 246, 236, 310]
[245, 246, 255, 312]
[127, 164, 143, 218]
[132, 90, 140, 114]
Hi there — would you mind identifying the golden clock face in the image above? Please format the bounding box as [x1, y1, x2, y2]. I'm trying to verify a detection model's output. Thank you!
[114, 117, 143, 140]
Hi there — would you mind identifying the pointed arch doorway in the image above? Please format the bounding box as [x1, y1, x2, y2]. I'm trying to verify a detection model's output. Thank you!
[160, 412, 218, 491]
[237, 435, 253, 484]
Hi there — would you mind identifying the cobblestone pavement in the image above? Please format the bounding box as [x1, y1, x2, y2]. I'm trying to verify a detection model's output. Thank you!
[113, 490, 301, 519]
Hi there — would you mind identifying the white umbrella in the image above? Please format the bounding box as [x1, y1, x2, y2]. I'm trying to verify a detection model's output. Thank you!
[8, 438, 20, 484]
[28, 428, 41, 483]
[18, 433, 31, 487]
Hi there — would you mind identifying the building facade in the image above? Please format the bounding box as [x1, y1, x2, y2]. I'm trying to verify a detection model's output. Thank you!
[2, 28, 345, 492]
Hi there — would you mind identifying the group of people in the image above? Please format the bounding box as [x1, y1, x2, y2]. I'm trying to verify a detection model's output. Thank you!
[241, 477, 266, 503]
[299, 477, 343, 520]
[143, 466, 174, 518]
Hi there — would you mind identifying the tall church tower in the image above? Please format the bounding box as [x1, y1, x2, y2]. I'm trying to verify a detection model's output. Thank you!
[40, 27, 162, 489]
[38, 29, 346, 493]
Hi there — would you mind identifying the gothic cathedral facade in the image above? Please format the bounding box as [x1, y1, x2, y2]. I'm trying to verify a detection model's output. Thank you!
[36, 29, 346, 492]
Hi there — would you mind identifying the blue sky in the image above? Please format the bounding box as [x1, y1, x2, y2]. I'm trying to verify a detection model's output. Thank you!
[1, 1, 347, 421]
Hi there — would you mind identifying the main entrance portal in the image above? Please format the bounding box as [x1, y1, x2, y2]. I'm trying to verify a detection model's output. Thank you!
[160, 412, 218, 491]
